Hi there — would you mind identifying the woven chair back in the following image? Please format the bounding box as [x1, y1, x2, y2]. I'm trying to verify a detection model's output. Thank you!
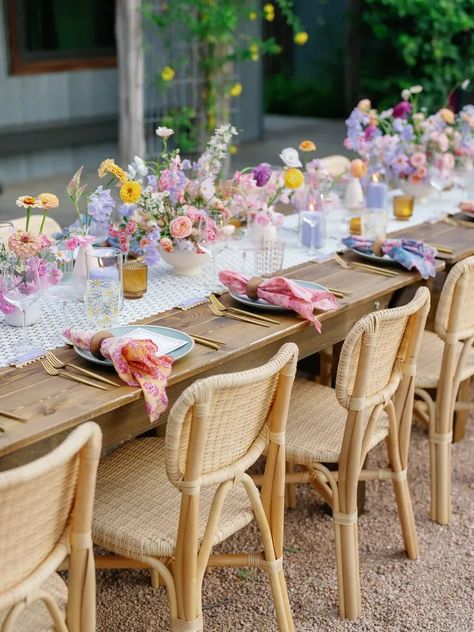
[435, 255, 474, 342]
[0, 422, 101, 605]
[336, 287, 431, 411]
[166, 343, 298, 490]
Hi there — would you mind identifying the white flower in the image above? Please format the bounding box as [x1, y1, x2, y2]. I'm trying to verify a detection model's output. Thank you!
[127, 156, 148, 180]
[401, 89, 411, 101]
[410, 85, 423, 94]
[379, 108, 393, 120]
[279, 147, 302, 168]
[461, 79, 471, 90]
[199, 177, 215, 201]
[155, 126, 174, 139]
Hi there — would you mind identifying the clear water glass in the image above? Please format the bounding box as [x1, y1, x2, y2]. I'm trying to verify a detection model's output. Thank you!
[2, 254, 41, 352]
[84, 247, 123, 328]
[253, 240, 286, 276]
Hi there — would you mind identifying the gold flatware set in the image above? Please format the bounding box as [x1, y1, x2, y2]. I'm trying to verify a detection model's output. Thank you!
[334, 253, 399, 278]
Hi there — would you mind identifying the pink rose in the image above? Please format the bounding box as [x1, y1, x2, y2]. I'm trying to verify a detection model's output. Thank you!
[64, 236, 79, 250]
[160, 237, 174, 252]
[254, 211, 271, 226]
[409, 152, 426, 168]
[170, 216, 193, 239]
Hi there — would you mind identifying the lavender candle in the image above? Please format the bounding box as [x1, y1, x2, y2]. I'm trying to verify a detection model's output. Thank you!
[300, 211, 326, 249]
[366, 181, 387, 209]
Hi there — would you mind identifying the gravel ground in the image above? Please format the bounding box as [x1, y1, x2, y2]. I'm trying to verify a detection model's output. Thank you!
[95, 423, 473, 631]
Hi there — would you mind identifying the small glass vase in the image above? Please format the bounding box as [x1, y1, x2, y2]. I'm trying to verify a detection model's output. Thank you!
[84, 247, 123, 328]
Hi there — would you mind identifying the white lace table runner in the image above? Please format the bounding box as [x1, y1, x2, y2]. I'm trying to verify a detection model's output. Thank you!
[0, 189, 464, 368]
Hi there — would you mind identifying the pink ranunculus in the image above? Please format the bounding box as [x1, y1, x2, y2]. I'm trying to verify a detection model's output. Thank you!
[39, 234, 54, 249]
[415, 166, 427, 179]
[170, 216, 193, 239]
[185, 205, 206, 222]
[254, 211, 271, 226]
[64, 236, 79, 250]
[409, 152, 427, 168]
[160, 237, 174, 252]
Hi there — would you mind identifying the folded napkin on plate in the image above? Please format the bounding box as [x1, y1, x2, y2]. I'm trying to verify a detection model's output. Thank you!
[63, 328, 173, 422]
[342, 236, 437, 279]
[218, 271, 338, 332]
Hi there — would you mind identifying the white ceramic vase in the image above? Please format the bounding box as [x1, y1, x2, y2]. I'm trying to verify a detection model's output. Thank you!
[398, 180, 435, 202]
[344, 177, 365, 210]
[72, 244, 94, 300]
[160, 249, 210, 277]
[4, 302, 41, 327]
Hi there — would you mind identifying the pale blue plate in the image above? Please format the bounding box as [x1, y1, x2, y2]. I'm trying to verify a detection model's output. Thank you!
[74, 325, 194, 366]
[229, 279, 328, 312]
[351, 248, 401, 267]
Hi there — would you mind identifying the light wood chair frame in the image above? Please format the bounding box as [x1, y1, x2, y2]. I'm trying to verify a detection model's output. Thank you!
[94, 343, 298, 632]
[0, 421, 102, 632]
[414, 256, 474, 524]
[283, 287, 430, 620]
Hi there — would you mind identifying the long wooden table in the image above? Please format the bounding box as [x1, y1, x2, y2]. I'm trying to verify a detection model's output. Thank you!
[1, 227, 454, 470]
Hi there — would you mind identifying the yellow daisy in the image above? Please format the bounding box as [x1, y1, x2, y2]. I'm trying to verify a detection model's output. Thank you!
[161, 66, 175, 82]
[230, 83, 243, 97]
[120, 181, 142, 204]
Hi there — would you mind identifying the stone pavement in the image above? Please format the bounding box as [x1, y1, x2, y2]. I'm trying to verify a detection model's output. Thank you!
[0, 115, 348, 226]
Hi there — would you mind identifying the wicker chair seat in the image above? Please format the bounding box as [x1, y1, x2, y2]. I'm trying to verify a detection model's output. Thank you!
[286, 381, 389, 465]
[416, 330, 474, 389]
[0, 573, 67, 631]
[93, 438, 254, 560]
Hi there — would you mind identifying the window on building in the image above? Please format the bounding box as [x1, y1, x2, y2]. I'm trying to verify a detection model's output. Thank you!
[6, 0, 116, 75]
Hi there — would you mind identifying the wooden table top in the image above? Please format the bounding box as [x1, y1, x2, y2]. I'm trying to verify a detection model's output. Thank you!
[0, 245, 446, 466]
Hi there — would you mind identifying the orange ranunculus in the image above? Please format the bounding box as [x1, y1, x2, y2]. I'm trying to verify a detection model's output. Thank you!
[350, 159, 367, 178]
[299, 140, 317, 152]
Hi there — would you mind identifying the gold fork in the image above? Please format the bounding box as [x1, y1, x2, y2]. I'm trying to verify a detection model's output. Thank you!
[40, 358, 109, 390]
[46, 351, 120, 387]
[209, 302, 270, 327]
[0, 409, 28, 422]
[334, 253, 397, 278]
[210, 294, 279, 325]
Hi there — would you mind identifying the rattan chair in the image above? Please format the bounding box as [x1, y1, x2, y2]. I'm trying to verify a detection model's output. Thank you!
[0, 422, 102, 632]
[414, 256, 474, 525]
[284, 287, 430, 620]
[92, 343, 298, 632]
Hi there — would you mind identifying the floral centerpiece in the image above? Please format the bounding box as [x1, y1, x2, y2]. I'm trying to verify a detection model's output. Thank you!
[0, 193, 62, 324]
[101, 124, 237, 276]
[344, 86, 473, 197]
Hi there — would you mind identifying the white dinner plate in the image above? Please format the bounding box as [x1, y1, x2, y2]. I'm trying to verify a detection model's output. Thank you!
[229, 279, 328, 312]
[73, 325, 194, 366]
[351, 248, 401, 267]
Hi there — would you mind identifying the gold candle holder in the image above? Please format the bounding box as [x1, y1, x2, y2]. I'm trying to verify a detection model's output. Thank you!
[349, 215, 361, 235]
[123, 261, 148, 299]
[393, 195, 414, 220]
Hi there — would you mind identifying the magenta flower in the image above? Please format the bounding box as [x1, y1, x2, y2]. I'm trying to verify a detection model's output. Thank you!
[252, 162, 272, 187]
[393, 101, 413, 119]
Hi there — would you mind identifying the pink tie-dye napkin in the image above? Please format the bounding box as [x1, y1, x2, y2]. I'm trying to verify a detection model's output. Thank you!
[218, 271, 338, 332]
[63, 328, 173, 422]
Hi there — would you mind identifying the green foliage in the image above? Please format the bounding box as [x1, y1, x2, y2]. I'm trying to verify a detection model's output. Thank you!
[362, 0, 474, 110]
[144, 1, 304, 145]
[160, 108, 198, 153]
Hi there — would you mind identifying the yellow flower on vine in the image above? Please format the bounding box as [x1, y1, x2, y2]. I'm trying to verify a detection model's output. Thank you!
[229, 144, 238, 155]
[263, 3, 275, 21]
[208, 113, 216, 129]
[230, 83, 243, 97]
[294, 32, 309, 46]
[98, 159, 128, 182]
[161, 66, 175, 82]
[248, 11, 258, 20]
[283, 168, 304, 190]
[120, 181, 142, 204]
